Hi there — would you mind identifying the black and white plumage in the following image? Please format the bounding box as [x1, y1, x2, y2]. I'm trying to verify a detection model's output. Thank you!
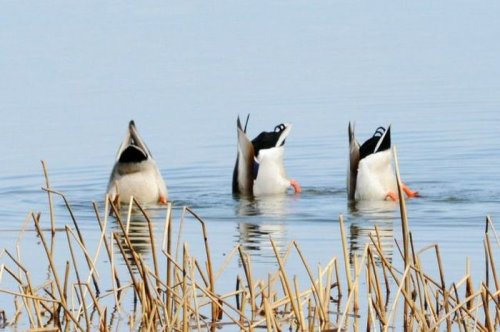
[348, 123, 415, 201]
[232, 115, 301, 196]
[107, 120, 168, 204]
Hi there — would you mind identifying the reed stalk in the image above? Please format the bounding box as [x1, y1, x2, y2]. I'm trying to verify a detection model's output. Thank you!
[185, 207, 218, 330]
[392, 146, 411, 329]
[339, 215, 353, 295]
[238, 246, 256, 322]
[132, 198, 161, 293]
[41, 161, 55, 236]
[32, 214, 83, 330]
[65, 226, 91, 328]
[162, 202, 173, 321]
[43, 188, 100, 297]
[270, 238, 303, 331]
[293, 241, 328, 323]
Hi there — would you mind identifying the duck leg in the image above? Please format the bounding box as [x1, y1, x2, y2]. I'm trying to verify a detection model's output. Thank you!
[385, 191, 398, 201]
[402, 184, 419, 198]
[386, 183, 419, 201]
[290, 179, 302, 193]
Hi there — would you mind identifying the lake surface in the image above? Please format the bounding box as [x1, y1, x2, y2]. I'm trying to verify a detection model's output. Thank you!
[1, 1, 500, 329]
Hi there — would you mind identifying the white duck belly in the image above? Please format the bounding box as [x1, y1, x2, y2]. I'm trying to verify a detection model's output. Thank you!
[108, 161, 165, 204]
[355, 150, 397, 201]
[253, 147, 291, 196]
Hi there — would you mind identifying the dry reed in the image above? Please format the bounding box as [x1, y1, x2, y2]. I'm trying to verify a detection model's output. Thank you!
[0, 160, 499, 331]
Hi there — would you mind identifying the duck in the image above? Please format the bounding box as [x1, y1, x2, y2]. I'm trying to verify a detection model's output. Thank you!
[348, 122, 418, 201]
[107, 120, 168, 205]
[232, 115, 301, 196]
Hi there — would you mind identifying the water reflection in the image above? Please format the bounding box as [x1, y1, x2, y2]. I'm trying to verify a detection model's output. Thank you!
[112, 207, 162, 271]
[237, 222, 286, 253]
[235, 194, 288, 217]
[348, 200, 398, 264]
[235, 195, 288, 258]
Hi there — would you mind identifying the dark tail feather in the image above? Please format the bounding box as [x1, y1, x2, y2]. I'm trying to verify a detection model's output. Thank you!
[348, 122, 360, 200]
[243, 114, 250, 133]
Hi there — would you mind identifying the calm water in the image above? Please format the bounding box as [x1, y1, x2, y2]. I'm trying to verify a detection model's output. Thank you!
[1, 1, 500, 329]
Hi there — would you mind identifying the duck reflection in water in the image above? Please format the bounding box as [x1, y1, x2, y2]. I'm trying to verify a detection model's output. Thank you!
[235, 195, 288, 257]
[348, 200, 398, 264]
[111, 206, 162, 272]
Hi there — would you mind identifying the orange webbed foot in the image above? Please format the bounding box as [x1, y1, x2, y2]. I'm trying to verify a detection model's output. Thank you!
[402, 184, 419, 198]
[159, 195, 168, 204]
[385, 191, 398, 202]
[290, 179, 301, 193]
